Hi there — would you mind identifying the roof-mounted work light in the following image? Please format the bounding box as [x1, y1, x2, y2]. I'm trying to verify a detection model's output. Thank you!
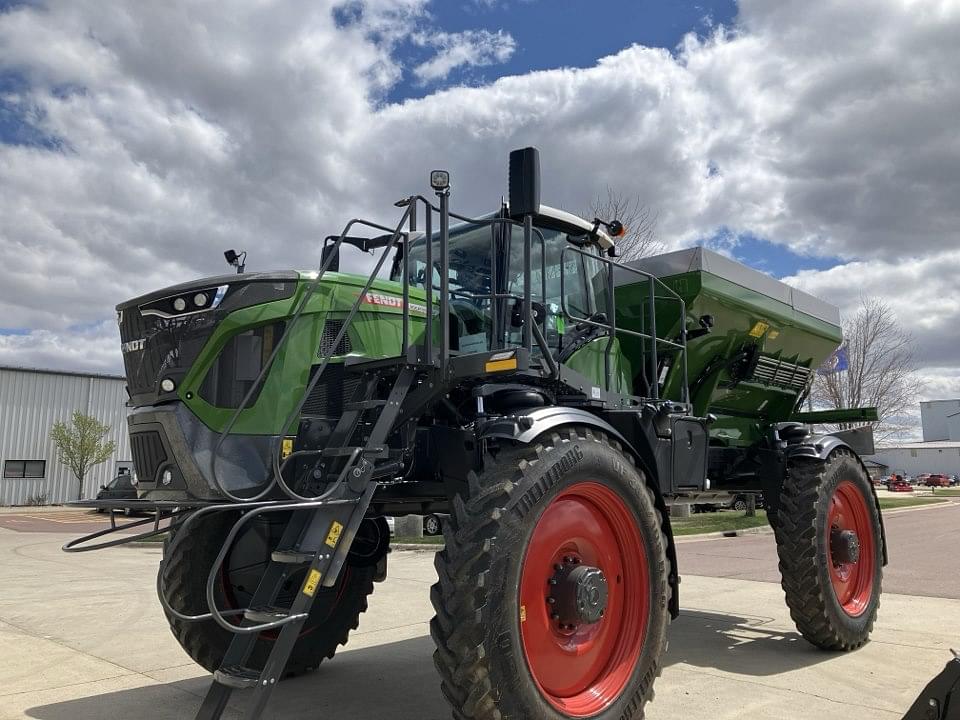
[430, 170, 450, 192]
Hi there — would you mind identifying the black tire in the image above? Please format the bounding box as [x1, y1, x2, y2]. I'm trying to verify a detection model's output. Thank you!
[431, 426, 670, 720]
[775, 449, 883, 650]
[731, 496, 748, 512]
[160, 511, 377, 675]
[423, 514, 442, 536]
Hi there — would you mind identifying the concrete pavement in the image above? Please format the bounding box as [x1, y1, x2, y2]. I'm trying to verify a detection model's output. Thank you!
[0, 505, 957, 720]
[679, 500, 960, 598]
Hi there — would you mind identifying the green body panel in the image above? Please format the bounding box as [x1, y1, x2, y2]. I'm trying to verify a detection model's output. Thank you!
[564, 337, 632, 395]
[180, 273, 429, 435]
[616, 270, 842, 447]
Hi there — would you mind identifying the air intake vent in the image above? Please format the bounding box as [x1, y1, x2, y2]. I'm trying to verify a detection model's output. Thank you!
[751, 355, 813, 391]
[301, 364, 359, 418]
[319, 320, 352, 357]
[130, 431, 168, 484]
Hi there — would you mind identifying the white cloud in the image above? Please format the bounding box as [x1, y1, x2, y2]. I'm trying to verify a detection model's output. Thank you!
[411, 29, 516, 84]
[0, 0, 957, 413]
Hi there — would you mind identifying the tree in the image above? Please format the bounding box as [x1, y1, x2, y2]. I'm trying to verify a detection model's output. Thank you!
[587, 186, 663, 261]
[812, 297, 923, 441]
[50, 412, 117, 500]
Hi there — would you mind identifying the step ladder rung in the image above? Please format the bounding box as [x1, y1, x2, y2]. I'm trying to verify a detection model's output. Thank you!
[344, 399, 388, 411]
[214, 664, 260, 690]
[270, 548, 315, 564]
[243, 605, 292, 624]
[321, 445, 388, 458]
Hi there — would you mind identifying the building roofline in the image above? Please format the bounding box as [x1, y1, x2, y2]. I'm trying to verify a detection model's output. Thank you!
[0, 364, 125, 382]
[873, 441, 960, 450]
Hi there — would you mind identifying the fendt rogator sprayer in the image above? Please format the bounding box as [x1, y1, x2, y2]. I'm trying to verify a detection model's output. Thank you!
[67, 148, 886, 720]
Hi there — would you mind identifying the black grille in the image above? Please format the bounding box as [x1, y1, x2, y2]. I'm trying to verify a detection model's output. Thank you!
[319, 320, 352, 357]
[130, 431, 168, 484]
[301, 364, 359, 418]
[118, 306, 218, 401]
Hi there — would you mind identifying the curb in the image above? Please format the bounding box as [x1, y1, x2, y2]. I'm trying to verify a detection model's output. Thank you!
[674, 524, 775, 543]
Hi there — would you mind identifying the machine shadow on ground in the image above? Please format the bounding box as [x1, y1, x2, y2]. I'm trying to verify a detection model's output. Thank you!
[25, 608, 832, 720]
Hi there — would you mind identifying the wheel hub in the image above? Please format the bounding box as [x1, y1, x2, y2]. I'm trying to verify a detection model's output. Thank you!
[548, 556, 608, 629]
[830, 527, 861, 565]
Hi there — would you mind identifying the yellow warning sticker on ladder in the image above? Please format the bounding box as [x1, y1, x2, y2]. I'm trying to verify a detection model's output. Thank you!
[281, 438, 294, 459]
[520, 605, 527, 623]
[748, 321, 769, 338]
[325, 521, 344, 548]
[303, 569, 322, 597]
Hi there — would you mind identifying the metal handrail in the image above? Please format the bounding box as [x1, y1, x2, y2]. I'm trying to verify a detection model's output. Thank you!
[559, 245, 689, 402]
[207, 209, 412, 504]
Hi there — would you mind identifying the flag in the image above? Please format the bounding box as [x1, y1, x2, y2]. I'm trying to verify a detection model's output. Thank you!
[818, 345, 849, 375]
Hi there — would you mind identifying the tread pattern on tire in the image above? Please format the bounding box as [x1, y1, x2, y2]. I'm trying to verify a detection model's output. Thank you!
[430, 426, 671, 720]
[160, 512, 375, 675]
[774, 448, 881, 651]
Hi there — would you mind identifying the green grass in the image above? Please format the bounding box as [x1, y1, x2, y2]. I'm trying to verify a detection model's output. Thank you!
[922, 488, 960, 496]
[878, 497, 949, 510]
[670, 510, 770, 536]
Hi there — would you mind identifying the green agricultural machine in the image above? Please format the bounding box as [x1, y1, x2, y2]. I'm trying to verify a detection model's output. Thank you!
[68, 148, 885, 720]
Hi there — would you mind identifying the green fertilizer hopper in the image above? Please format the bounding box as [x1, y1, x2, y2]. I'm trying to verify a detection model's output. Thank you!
[616, 247, 844, 445]
[66, 148, 884, 720]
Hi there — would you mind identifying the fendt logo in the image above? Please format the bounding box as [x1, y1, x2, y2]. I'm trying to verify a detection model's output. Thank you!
[121, 339, 146, 353]
[359, 292, 427, 315]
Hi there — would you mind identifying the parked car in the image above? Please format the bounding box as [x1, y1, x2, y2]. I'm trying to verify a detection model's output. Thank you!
[694, 494, 764, 513]
[888, 479, 914, 492]
[95, 472, 138, 514]
[924, 474, 952, 487]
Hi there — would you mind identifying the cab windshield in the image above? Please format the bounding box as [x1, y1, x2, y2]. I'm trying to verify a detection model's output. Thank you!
[391, 216, 609, 355]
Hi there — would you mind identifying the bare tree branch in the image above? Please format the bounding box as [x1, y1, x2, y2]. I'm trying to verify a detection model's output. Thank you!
[812, 296, 923, 442]
[587, 186, 664, 261]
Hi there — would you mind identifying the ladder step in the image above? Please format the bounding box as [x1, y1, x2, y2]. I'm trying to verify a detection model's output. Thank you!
[322, 445, 389, 458]
[321, 446, 362, 457]
[213, 664, 260, 690]
[271, 548, 315, 564]
[243, 605, 292, 623]
[343, 355, 405, 373]
[344, 399, 388, 411]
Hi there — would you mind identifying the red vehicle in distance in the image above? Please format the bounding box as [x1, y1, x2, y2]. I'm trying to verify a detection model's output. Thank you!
[923, 474, 951, 487]
[887, 474, 914, 492]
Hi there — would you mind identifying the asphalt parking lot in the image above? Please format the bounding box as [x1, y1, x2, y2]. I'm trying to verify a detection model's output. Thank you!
[0, 503, 957, 720]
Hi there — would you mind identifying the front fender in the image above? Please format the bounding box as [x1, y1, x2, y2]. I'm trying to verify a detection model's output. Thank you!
[479, 406, 681, 618]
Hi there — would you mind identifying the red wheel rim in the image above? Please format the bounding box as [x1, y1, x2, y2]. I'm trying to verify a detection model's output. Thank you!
[519, 482, 649, 717]
[827, 480, 876, 617]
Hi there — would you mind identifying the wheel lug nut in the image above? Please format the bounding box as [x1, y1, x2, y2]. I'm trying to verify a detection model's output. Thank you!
[548, 579, 558, 586]
[554, 564, 563, 572]
[551, 613, 560, 620]
[546, 597, 555, 604]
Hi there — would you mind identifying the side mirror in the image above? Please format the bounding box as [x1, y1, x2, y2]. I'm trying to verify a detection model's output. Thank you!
[99, 485, 106, 490]
[508, 147, 540, 218]
[321, 242, 340, 272]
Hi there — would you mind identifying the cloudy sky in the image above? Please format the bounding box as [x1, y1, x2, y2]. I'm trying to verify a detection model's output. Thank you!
[1, 0, 958, 426]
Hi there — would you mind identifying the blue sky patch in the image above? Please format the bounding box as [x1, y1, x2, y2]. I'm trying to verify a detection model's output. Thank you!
[698, 229, 846, 279]
[383, 0, 737, 103]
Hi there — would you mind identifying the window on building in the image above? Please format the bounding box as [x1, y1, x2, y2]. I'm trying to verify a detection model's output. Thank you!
[910, 449, 918, 458]
[3, 460, 46, 478]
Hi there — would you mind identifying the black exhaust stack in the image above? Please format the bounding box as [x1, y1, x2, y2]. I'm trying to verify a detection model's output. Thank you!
[508, 147, 540, 218]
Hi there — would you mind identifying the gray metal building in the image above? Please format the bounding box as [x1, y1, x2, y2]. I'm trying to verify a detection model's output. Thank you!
[0, 366, 131, 506]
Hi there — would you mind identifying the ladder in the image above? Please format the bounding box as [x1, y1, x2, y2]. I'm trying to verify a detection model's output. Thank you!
[161, 364, 418, 720]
